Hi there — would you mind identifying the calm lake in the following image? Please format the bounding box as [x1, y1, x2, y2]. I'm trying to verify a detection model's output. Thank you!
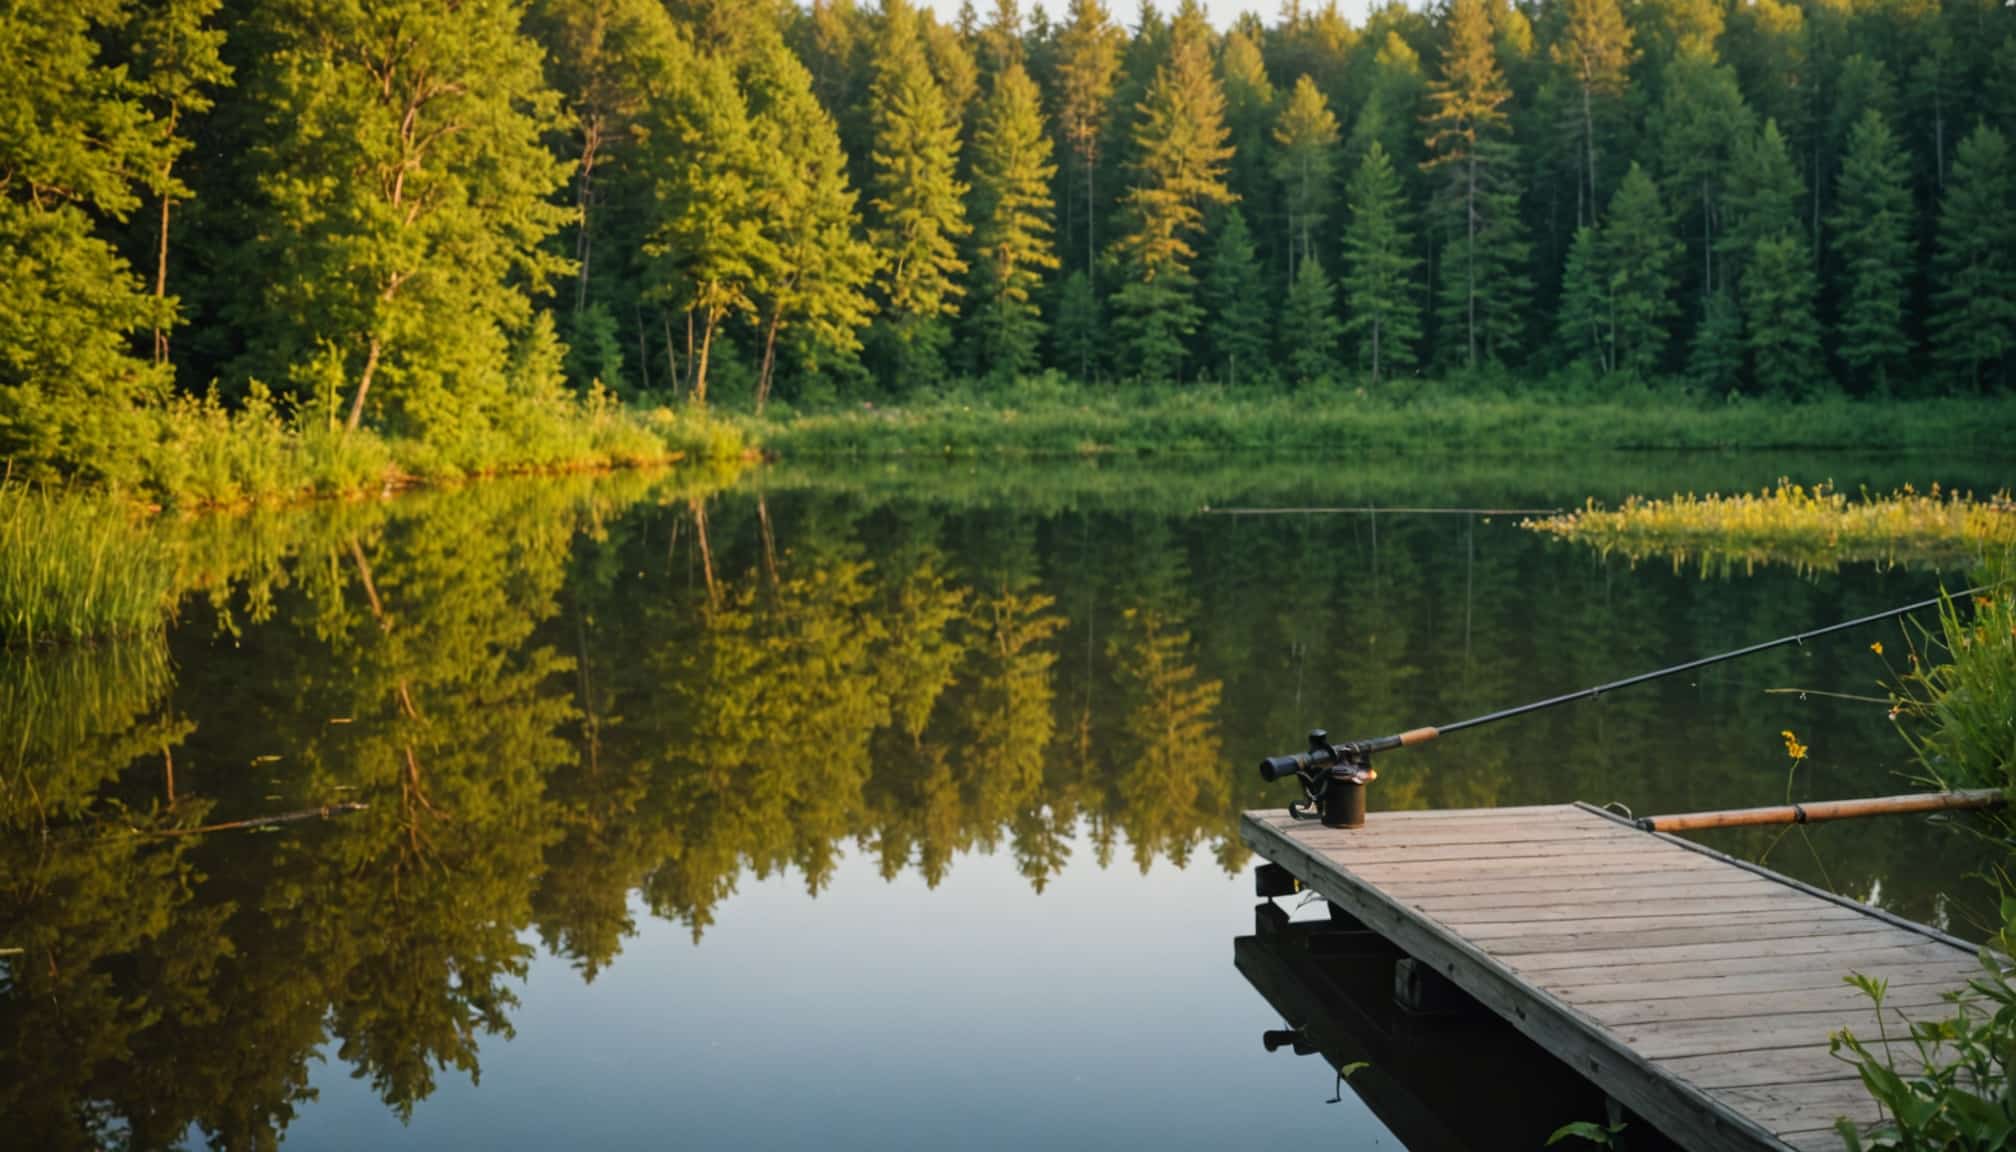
[4, 452, 2008, 1150]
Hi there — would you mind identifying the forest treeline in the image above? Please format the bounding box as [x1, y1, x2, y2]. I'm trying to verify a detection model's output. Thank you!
[7, 0, 2016, 483]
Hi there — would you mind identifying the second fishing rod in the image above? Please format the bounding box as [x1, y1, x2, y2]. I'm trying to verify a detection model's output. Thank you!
[1257, 586, 1993, 829]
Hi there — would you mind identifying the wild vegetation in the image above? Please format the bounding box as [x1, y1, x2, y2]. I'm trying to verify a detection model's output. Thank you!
[7, 0, 2016, 497]
[0, 484, 176, 647]
[1523, 481, 2016, 574]
[1887, 572, 2016, 799]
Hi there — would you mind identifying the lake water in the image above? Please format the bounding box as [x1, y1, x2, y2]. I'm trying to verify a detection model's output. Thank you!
[3, 452, 2007, 1150]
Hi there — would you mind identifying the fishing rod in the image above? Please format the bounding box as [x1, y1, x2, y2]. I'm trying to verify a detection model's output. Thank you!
[1258, 583, 1997, 829]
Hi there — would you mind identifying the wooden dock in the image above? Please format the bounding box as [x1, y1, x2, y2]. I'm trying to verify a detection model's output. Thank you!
[1241, 802, 1991, 1152]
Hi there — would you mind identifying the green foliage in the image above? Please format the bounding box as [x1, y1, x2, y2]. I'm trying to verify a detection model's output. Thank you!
[1830, 901, 2016, 1151]
[1203, 208, 1271, 386]
[1281, 255, 1343, 383]
[1931, 125, 2016, 393]
[1547, 1120, 1628, 1148]
[237, 0, 572, 439]
[1050, 270, 1102, 381]
[1557, 227, 1609, 371]
[966, 64, 1059, 380]
[1832, 109, 1914, 392]
[1340, 142, 1422, 384]
[1603, 164, 1679, 379]
[1689, 285, 1745, 393]
[1744, 232, 1824, 397]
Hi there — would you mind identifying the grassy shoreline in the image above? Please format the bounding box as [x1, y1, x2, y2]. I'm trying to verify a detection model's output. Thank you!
[750, 388, 2016, 458]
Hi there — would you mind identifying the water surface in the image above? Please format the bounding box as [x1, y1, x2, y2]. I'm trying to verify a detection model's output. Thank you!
[3, 452, 2006, 1150]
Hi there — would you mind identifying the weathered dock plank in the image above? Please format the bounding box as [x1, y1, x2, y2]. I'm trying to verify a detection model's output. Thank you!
[1241, 802, 1990, 1152]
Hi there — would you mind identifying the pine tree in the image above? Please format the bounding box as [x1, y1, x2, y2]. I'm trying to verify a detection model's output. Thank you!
[1218, 30, 1276, 230]
[237, 0, 571, 437]
[1272, 75, 1340, 277]
[742, 33, 878, 412]
[1689, 285, 1744, 393]
[1829, 109, 1913, 392]
[1424, 0, 1531, 368]
[1107, 13, 1234, 383]
[1743, 232, 1822, 396]
[1547, 0, 1635, 227]
[867, 0, 971, 389]
[0, 0, 173, 480]
[1602, 163, 1679, 378]
[1051, 270, 1101, 378]
[1203, 208, 1270, 385]
[1654, 57, 1752, 305]
[1556, 227, 1609, 371]
[967, 64, 1060, 380]
[1055, 0, 1124, 276]
[1281, 255, 1343, 382]
[1340, 142, 1421, 384]
[1721, 119, 1804, 278]
[1930, 123, 2016, 391]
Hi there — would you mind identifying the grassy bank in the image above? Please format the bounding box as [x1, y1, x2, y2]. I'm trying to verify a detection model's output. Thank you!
[1523, 481, 2016, 574]
[0, 486, 177, 646]
[29, 386, 750, 511]
[750, 383, 2016, 457]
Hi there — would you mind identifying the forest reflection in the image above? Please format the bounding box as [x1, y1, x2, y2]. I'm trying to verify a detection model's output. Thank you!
[1, 459, 2003, 1150]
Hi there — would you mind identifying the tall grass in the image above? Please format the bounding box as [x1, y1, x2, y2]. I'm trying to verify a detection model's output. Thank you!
[0, 484, 177, 647]
[1523, 481, 2016, 575]
[1888, 565, 2016, 794]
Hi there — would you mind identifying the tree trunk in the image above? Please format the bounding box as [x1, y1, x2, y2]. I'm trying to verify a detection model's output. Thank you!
[575, 118, 601, 315]
[756, 305, 784, 414]
[691, 498, 717, 605]
[693, 308, 717, 406]
[153, 107, 179, 366]
[346, 338, 382, 432]
[1582, 82, 1597, 228]
[1466, 152, 1479, 368]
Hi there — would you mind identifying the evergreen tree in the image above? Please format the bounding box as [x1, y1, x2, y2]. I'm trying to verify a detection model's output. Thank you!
[1340, 142, 1421, 384]
[1547, 0, 1634, 227]
[1721, 119, 1804, 278]
[237, 0, 572, 437]
[867, 0, 971, 389]
[1655, 57, 1752, 304]
[1203, 208, 1270, 385]
[1107, 12, 1234, 382]
[1556, 226, 1609, 371]
[1743, 232, 1822, 396]
[1280, 255, 1343, 382]
[1218, 30, 1276, 233]
[1050, 270, 1101, 378]
[1424, 0, 1531, 368]
[1602, 163, 1679, 378]
[1930, 124, 2016, 391]
[1689, 285, 1744, 393]
[966, 64, 1060, 379]
[743, 34, 878, 412]
[0, 0, 172, 480]
[1055, 0, 1124, 275]
[1829, 109, 1913, 392]
[1272, 75, 1341, 277]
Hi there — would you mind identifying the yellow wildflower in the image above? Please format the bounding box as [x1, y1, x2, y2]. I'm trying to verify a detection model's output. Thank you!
[1781, 730, 1809, 761]
[1870, 641, 1883, 656]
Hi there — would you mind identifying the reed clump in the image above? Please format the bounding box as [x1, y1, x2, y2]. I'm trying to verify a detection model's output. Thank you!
[1523, 480, 2016, 575]
[1887, 570, 2016, 796]
[0, 484, 177, 647]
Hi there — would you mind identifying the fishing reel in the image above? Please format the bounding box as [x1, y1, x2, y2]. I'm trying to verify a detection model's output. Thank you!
[1259, 729, 1376, 828]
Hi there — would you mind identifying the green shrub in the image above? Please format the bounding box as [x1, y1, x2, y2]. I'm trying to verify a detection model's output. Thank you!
[1889, 565, 2016, 793]
[1831, 898, 2016, 1150]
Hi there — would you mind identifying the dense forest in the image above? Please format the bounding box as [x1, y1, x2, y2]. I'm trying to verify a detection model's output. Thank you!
[6, 0, 2016, 480]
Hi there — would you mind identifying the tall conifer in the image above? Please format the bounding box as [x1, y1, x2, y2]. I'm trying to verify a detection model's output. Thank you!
[1272, 75, 1340, 277]
[1931, 124, 2016, 391]
[967, 64, 1060, 378]
[1829, 109, 1913, 392]
[1340, 142, 1421, 384]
